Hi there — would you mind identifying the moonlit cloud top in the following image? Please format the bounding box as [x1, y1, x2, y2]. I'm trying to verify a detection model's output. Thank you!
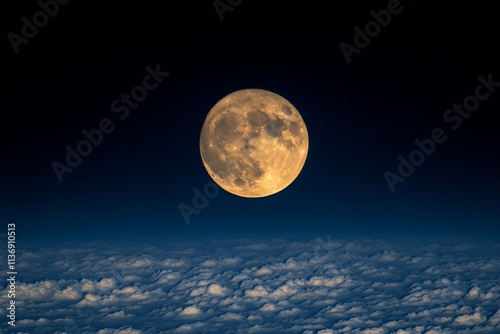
[3, 237, 499, 333]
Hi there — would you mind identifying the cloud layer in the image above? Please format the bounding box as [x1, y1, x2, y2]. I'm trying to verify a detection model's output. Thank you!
[2, 236, 500, 333]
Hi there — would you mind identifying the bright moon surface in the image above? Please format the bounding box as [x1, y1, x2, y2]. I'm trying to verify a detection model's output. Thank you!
[200, 89, 309, 198]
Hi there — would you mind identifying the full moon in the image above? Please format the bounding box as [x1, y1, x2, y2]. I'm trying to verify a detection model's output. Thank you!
[199, 89, 309, 198]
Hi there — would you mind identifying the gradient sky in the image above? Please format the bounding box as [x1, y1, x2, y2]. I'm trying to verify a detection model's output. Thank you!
[2, 0, 500, 244]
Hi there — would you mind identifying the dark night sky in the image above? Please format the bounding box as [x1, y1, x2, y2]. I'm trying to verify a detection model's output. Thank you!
[2, 0, 499, 244]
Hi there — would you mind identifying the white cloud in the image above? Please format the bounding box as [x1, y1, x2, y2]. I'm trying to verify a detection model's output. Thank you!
[174, 321, 204, 332]
[361, 328, 386, 334]
[259, 303, 276, 312]
[53, 286, 81, 300]
[454, 310, 487, 325]
[104, 311, 132, 319]
[308, 276, 344, 287]
[180, 305, 202, 315]
[255, 267, 273, 275]
[189, 287, 205, 296]
[245, 285, 269, 297]
[4, 237, 499, 333]
[207, 283, 228, 296]
[466, 286, 481, 299]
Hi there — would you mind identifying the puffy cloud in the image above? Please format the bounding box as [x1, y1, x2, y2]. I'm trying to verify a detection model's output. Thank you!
[180, 305, 202, 315]
[308, 276, 344, 287]
[207, 283, 228, 296]
[104, 311, 132, 319]
[53, 286, 81, 300]
[454, 309, 487, 325]
[3, 237, 499, 333]
[361, 328, 387, 334]
[255, 267, 273, 275]
[466, 286, 481, 299]
[259, 303, 276, 311]
[189, 287, 205, 296]
[245, 285, 269, 297]
[174, 321, 204, 332]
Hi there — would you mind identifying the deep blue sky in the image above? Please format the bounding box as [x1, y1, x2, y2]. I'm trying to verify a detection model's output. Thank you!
[2, 0, 499, 244]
